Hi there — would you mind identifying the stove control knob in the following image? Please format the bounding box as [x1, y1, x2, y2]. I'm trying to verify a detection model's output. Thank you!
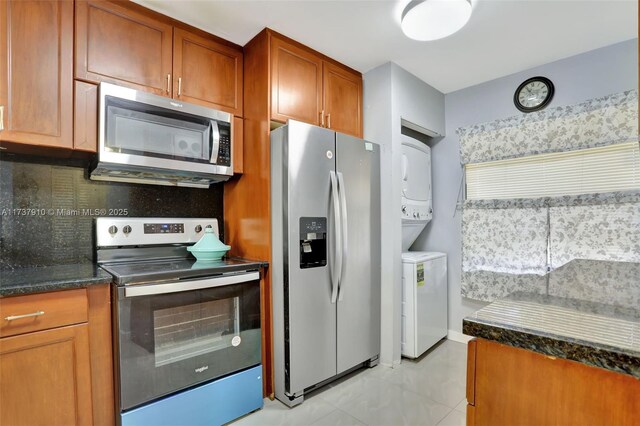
[108, 225, 118, 235]
[123, 225, 132, 235]
[413, 212, 418, 218]
[195, 225, 203, 233]
[401, 205, 407, 214]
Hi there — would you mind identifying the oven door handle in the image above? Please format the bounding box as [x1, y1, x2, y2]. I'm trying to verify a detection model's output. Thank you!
[124, 271, 260, 298]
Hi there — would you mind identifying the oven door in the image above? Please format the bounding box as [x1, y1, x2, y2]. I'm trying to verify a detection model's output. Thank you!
[115, 272, 261, 411]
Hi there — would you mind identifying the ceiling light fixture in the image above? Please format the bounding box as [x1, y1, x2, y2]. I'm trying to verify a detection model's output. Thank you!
[401, 0, 472, 41]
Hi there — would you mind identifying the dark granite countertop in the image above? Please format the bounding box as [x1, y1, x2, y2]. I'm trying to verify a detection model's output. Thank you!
[463, 260, 640, 379]
[0, 263, 113, 297]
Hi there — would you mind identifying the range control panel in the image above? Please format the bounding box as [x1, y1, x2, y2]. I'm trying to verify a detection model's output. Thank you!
[96, 218, 219, 247]
[144, 223, 185, 234]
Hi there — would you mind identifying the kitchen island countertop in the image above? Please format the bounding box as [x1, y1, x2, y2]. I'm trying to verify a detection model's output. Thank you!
[0, 263, 113, 297]
[463, 260, 640, 379]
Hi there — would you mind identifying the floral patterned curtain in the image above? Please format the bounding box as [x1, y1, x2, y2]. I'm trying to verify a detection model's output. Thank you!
[458, 90, 639, 302]
[462, 207, 548, 275]
[457, 90, 638, 165]
[549, 203, 640, 269]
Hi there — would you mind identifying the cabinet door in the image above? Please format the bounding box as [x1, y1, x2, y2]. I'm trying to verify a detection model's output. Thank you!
[0, 324, 93, 426]
[173, 28, 243, 116]
[323, 61, 362, 138]
[75, 0, 173, 96]
[0, 0, 73, 149]
[270, 36, 322, 125]
[232, 116, 244, 174]
[74, 81, 98, 152]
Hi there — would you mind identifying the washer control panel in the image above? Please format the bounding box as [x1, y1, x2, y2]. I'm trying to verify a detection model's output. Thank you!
[401, 199, 433, 222]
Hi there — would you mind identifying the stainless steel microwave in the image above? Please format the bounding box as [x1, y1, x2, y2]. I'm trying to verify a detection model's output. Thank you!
[90, 83, 233, 188]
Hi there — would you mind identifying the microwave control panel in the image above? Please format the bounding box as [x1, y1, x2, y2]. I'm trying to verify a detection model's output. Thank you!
[217, 125, 231, 167]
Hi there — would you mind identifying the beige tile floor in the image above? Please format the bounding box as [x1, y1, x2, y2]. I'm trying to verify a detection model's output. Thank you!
[232, 339, 467, 426]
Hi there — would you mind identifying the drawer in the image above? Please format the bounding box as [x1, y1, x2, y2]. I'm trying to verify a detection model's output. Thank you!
[1, 289, 88, 338]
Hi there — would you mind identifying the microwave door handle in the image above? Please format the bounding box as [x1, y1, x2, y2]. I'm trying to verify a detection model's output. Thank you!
[124, 272, 260, 297]
[209, 120, 220, 164]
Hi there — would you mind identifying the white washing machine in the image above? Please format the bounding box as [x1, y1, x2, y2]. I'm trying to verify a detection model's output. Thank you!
[401, 252, 448, 358]
[400, 136, 432, 251]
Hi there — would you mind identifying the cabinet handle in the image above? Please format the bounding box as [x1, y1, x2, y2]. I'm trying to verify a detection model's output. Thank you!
[0, 105, 4, 131]
[178, 77, 182, 96]
[5, 311, 45, 321]
[166, 74, 171, 94]
[327, 113, 331, 129]
[320, 110, 325, 127]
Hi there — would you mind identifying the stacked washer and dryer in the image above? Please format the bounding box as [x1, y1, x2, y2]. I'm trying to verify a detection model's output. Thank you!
[400, 136, 448, 359]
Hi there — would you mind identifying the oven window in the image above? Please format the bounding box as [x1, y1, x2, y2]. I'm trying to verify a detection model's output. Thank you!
[117, 278, 261, 411]
[153, 297, 239, 367]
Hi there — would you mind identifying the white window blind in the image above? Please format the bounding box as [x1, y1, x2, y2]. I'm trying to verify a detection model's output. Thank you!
[465, 142, 640, 200]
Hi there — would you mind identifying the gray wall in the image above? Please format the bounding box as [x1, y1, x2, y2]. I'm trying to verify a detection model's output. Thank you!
[363, 63, 396, 366]
[413, 38, 639, 334]
[391, 64, 446, 137]
[364, 62, 445, 365]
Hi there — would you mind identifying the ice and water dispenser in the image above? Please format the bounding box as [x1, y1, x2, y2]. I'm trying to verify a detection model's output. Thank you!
[299, 217, 327, 268]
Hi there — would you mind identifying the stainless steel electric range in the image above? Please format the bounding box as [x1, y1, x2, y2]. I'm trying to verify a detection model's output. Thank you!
[96, 217, 264, 426]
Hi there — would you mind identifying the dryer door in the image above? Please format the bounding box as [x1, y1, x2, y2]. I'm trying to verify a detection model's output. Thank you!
[401, 139, 431, 203]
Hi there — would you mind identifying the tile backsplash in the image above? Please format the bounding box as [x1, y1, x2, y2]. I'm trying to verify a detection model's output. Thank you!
[0, 154, 224, 269]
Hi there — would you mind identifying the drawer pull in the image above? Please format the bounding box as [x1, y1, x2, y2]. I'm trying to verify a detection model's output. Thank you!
[5, 311, 45, 321]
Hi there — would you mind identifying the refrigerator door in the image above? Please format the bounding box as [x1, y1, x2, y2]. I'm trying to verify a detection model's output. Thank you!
[285, 121, 339, 394]
[335, 133, 381, 374]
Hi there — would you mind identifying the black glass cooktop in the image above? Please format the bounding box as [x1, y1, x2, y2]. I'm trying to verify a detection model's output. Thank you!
[100, 257, 265, 285]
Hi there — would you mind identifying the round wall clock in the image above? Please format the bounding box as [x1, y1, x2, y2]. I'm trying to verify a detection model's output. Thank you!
[514, 76, 554, 113]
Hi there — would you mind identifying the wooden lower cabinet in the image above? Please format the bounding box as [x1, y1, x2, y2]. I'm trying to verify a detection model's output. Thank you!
[467, 338, 640, 425]
[0, 285, 114, 426]
[0, 324, 93, 426]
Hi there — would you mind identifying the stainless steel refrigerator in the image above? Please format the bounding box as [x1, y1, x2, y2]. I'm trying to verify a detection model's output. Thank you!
[271, 120, 381, 407]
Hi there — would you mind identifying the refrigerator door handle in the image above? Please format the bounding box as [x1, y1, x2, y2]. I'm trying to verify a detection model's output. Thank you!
[337, 171, 349, 301]
[330, 171, 342, 304]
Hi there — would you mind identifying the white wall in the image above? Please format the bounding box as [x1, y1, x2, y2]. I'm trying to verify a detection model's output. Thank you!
[364, 62, 445, 366]
[413, 38, 639, 334]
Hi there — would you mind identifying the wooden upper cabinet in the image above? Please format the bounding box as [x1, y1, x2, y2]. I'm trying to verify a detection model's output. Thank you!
[75, 0, 173, 96]
[173, 29, 243, 116]
[74, 81, 99, 152]
[323, 61, 362, 138]
[0, 0, 73, 149]
[270, 35, 323, 125]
